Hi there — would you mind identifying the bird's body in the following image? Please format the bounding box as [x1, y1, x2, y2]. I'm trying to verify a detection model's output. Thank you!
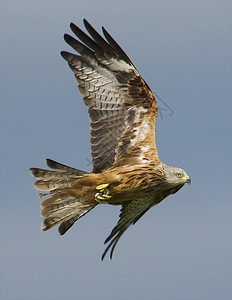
[30, 19, 191, 260]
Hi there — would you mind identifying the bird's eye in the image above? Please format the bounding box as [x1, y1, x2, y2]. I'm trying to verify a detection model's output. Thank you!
[176, 173, 182, 178]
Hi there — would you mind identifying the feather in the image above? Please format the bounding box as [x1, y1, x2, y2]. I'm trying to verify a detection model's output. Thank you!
[30, 20, 190, 261]
[61, 20, 159, 173]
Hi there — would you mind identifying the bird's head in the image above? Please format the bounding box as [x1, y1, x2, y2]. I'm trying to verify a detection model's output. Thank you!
[163, 165, 191, 186]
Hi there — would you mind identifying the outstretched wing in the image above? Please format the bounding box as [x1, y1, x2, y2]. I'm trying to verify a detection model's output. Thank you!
[61, 19, 160, 173]
[101, 197, 154, 260]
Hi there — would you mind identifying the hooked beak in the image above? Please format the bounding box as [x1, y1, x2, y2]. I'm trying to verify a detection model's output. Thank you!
[186, 178, 191, 185]
[180, 175, 191, 185]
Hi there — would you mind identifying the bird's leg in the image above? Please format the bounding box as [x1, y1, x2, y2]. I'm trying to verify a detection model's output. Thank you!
[95, 183, 112, 203]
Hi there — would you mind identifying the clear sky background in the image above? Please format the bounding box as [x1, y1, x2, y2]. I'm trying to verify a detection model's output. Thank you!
[0, 1, 231, 300]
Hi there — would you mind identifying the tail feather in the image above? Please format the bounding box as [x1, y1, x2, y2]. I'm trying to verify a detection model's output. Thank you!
[40, 193, 77, 208]
[30, 159, 97, 234]
[46, 158, 87, 176]
[40, 193, 79, 217]
[58, 206, 95, 235]
[42, 208, 76, 231]
[30, 167, 68, 180]
[42, 204, 94, 231]
[30, 159, 85, 192]
[33, 179, 72, 192]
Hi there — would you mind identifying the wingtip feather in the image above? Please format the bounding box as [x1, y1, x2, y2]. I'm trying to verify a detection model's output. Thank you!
[60, 50, 68, 59]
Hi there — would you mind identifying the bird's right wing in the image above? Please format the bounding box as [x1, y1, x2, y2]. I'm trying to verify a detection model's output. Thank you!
[101, 197, 154, 260]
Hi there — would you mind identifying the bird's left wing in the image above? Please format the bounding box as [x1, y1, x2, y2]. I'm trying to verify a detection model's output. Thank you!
[101, 197, 154, 260]
[61, 20, 160, 173]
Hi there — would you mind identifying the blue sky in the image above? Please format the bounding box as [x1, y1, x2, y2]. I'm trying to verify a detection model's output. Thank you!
[0, 1, 231, 300]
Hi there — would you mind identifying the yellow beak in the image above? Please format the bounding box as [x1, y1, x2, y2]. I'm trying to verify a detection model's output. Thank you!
[180, 175, 191, 184]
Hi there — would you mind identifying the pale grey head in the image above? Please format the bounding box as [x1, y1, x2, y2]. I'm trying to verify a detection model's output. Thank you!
[163, 164, 191, 186]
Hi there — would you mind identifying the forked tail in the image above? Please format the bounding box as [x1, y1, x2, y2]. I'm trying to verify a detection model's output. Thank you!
[30, 159, 96, 235]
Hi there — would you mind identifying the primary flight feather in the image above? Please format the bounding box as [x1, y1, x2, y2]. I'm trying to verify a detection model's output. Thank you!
[30, 19, 191, 260]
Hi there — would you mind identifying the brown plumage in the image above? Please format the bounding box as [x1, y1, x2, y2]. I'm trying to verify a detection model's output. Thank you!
[30, 19, 191, 260]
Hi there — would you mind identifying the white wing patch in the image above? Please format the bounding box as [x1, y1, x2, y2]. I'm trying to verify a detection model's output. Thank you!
[130, 118, 150, 147]
[104, 57, 136, 72]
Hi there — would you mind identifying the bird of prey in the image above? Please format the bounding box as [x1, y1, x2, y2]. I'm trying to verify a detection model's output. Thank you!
[30, 19, 191, 260]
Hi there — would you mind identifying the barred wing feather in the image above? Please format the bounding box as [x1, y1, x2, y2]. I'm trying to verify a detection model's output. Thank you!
[102, 197, 154, 260]
[61, 19, 160, 173]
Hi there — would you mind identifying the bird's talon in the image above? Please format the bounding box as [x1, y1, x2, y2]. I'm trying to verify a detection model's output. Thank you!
[95, 183, 112, 203]
[97, 194, 112, 200]
[96, 183, 109, 191]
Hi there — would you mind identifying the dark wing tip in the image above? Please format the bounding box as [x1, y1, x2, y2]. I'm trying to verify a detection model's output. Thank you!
[83, 18, 93, 31]
[63, 33, 70, 43]
[60, 51, 71, 61]
[102, 25, 133, 66]
[70, 22, 81, 35]
[101, 234, 122, 261]
[60, 50, 66, 58]
[83, 18, 89, 26]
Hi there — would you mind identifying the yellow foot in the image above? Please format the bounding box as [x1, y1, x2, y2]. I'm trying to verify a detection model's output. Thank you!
[95, 183, 112, 203]
[96, 183, 110, 191]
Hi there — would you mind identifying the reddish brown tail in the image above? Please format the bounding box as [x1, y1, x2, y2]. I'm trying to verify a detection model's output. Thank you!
[30, 159, 96, 234]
